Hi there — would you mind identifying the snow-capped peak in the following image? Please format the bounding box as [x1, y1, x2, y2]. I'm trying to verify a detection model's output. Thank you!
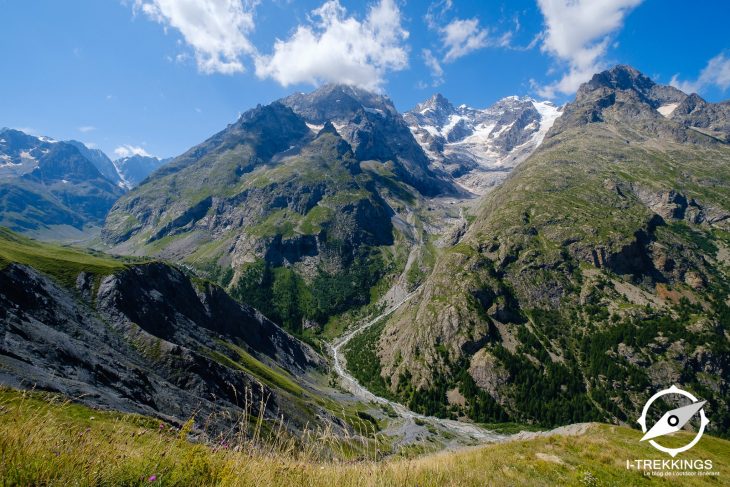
[404, 94, 563, 195]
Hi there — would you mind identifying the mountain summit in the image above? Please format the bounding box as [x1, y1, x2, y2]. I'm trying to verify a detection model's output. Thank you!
[551, 64, 730, 143]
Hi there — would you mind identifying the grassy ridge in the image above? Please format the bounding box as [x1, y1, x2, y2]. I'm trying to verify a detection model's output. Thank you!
[0, 227, 129, 287]
[2, 388, 729, 486]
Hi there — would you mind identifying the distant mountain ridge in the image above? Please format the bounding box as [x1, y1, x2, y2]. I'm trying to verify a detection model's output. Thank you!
[0, 129, 124, 235]
[66, 140, 126, 189]
[113, 154, 171, 188]
[0, 129, 172, 238]
[404, 94, 562, 194]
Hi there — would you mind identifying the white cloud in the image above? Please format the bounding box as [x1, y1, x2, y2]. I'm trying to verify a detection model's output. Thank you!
[134, 0, 256, 74]
[670, 53, 730, 94]
[440, 18, 490, 62]
[424, 2, 512, 70]
[114, 144, 152, 158]
[535, 0, 643, 98]
[78, 126, 96, 133]
[254, 0, 408, 90]
[422, 48, 443, 86]
[425, 0, 453, 30]
[84, 142, 98, 149]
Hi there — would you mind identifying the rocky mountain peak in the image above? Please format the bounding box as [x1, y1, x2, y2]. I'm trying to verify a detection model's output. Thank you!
[278, 84, 450, 196]
[413, 93, 455, 118]
[550, 65, 699, 140]
[552, 64, 730, 143]
[281, 83, 397, 124]
[586, 64, 650, 91]
[579, 64, 687, 108]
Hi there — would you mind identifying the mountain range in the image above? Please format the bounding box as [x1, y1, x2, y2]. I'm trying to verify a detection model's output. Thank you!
[0, 128, 169, 238]
[1, 65, 729, 447]
[364, 65, 730, 431]
[404, 94, 562, 194]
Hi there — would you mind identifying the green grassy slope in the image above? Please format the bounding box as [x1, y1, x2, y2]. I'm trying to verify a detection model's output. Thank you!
[375, 118, 730, 430]
[0, 226, 132, 287]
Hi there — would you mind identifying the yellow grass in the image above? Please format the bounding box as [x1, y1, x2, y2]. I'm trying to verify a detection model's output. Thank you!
[1, 388, 728, 486]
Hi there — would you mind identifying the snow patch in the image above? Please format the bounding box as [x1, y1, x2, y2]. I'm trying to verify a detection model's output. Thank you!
[111, 159, 133, 190]
[305, 122, 324, 132]
[363, 106, 385, 116]
[657, 103, 679, 117]
[442, 114, 464, 136]
[532, 101, 562, 137]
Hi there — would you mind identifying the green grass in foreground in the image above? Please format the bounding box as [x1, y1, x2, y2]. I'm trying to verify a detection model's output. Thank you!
[0, 226, 128, 288]
[1, 388, 728, 486]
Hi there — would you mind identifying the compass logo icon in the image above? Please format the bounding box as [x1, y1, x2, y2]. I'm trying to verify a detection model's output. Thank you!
[637, 385, 710, 457]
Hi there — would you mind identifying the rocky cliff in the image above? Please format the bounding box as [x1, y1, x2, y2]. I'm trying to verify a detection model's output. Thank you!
[0, 230, 330, 434]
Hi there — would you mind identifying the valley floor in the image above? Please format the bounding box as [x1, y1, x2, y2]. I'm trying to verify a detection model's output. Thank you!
[1, 388, 728, 486]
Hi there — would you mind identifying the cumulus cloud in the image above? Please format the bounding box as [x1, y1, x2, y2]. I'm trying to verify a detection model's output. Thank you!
[670, 53, 730, 94]
[114, 144, 152, 158]
[440, 18, 491, 62]
[133, 0, 256, 74]
[535, 0, 643, 98]
[78, 126, 96, 133]
[422, 48, 443, 86]
[254, 0, 408, 90]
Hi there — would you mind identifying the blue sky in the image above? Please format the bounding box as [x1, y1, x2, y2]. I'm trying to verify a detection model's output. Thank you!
[1, 0, 729, 159]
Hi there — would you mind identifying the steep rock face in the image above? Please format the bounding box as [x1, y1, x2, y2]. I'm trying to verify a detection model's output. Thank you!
[669, 94, 730, 142]
[404, 94, 562, 194]
[373, 65, 730, 431]
[0, 259, 324, 433]
[281, 84, 451, 196]
[66, 140, 126, 189]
